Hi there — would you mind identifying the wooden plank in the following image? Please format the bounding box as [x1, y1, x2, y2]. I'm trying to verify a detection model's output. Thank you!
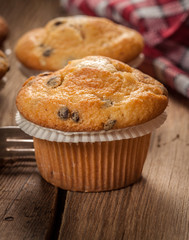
[59, 93, 189, 240]
[0, 158, 58, 239]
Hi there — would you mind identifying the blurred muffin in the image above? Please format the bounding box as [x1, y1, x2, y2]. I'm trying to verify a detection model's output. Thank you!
[0, 16, 9, 81]
[0, 50, 9, 79]
[16, 56, 168, 192]
[15, 16, 144, 74]
[0, 16, 8, 43]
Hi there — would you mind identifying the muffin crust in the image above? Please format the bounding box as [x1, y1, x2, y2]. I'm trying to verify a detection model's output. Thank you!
[16, 56, 168, 132]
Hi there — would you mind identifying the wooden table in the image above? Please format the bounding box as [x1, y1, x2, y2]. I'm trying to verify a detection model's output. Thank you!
[0, 1, 189, 239]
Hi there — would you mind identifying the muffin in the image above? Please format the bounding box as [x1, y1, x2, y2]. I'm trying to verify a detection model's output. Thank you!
[0, 50, 9, 79]
[0, 16, 8, 43]
[16, 56, 168, 192]
[0, 17, 9, 81]
[15, 15, 144, 75]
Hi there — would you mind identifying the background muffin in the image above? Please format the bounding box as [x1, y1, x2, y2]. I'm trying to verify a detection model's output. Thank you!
[0, 16, 9, 81]
[0, 16, 8, 43]
[0, 50, 9, 80]
[15, 16, 144, 72]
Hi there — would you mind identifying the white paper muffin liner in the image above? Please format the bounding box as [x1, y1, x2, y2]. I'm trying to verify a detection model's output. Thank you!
[127, 53, 144, 68]
[16, 111, 167, 143]
[17, 53, 145, 78]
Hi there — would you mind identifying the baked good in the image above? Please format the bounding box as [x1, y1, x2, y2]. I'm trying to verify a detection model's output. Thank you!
[16, 56, 168, 192]
[0, 17, 9, 80]
[0, 50, 9, 79]
[16, 56, 168, 132]
[0, 16, 8, 43]
[15, 16, 144, 72]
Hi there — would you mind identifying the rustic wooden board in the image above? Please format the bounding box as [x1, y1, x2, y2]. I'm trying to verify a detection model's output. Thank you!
[59, 94, 189, 240]
[0, 159, 59, 239]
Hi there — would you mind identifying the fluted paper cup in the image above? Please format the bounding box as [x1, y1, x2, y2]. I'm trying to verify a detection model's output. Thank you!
[16, 111, 166, 192]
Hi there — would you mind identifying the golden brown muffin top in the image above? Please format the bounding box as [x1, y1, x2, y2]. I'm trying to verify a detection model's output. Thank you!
[16, 56, 168, 132]
[15, 16, 143, 71]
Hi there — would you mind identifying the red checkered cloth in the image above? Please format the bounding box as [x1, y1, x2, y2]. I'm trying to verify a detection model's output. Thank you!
[61, 0, 189, 98]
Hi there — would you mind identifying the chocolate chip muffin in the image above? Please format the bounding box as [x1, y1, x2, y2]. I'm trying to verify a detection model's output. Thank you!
[15, 16, 144, 72]
[16, 56, 168, 132]
[0, 50, 9, 79]
[16, 56, 168, 192]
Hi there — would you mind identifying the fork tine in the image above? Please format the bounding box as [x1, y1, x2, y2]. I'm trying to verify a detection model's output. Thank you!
[0, 126, 35, 159]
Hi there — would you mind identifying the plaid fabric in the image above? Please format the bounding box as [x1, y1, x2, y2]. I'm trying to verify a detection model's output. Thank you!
[61, 0, 189, 98]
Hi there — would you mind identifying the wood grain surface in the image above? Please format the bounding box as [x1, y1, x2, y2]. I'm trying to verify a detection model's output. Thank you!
[0, 159, 58, 239]
[0, 0, 189, 240]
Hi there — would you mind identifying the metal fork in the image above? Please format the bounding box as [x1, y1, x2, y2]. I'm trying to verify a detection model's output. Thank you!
[0, 126, 35, 159]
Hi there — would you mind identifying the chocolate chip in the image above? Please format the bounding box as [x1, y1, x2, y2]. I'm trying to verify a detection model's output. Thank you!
[54, 21, 63, 26]
[43, 48, 53, 57]
[102, 99, 113, 108]
[58, 106, 70, 120]
[104, 120, 116, 131]
[39, 43, 45, 47]
[46, 76, 62, 88]
[71, 111, 80, 123]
